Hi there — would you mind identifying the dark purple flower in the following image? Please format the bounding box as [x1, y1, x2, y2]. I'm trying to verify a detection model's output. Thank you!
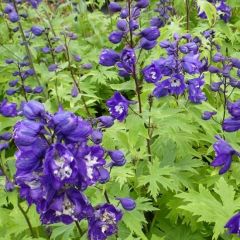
[109, 2, 122, 13]
[141, 27, 160, 41]
[48, 64, 58, 72]
[142, 61, 162, 83]
[140, 38, 157, 50]
[9, 11, 19, 23]
[44, 144, 78, 190]
[117, 19, 128, 31]
[55, 45, 65, 53]
[225, 212, 240, 235]
[42, 47, 51, 54]
[88, 204, 122, 240]
[78, 145, 106, 185]
[99, 49, 120, 67]
[9, 79, 19, 87]
[209, 66, 220, 73]
[231, 58, 240, 69]
[182, 54, 201, 74]
[135, 0, 149, 8]
[31, 26, 44, 36]
[109, 31, 124, 44]
[153, 79, 170, 98]
[223, 118, 240, 132]
[150, 17, 164, 28]
[73, 55, 82, 62]
[5, 59, 14, 64]
[168, 74, 186, 95]
[202, 111, 217, 120]
[120, 8, 129, 18]
[41, 189, 93, 224]
[211, 136, 239, 174]
[98, 167, 110, 184]
[0, 99, 18, 117]
[6, 89, 17, 96]
[227, 100, 240, 118]
[106, 92, 132, 122]
[120, 48, 136, 73]
[91, 130, 103, 144]
[5, 180, 14, 192]
[82, 63, 92, 70]
[4, 4, 14, 14]
[33, 86, 44, 93]
[24, 86, 32, 93]
[71, 84, 79, 98]
[217, 0, 231, 22]
[26, 0, 42, 8]
[188, 76, 206, 104]
[210, 81, 222, 92]
[97, 116, 115, 128]
[22, 100, 45, 120]
[0, 132, 12, 141]
[108, 150, 126, 166]
[117, 197, 136, 211]
[0, 143, 9, 152]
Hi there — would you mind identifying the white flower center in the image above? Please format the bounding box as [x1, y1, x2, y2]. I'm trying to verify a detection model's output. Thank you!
[171, 78, 181, 87]
[115, 104, 124, 114]
[84, 154, 98, 179]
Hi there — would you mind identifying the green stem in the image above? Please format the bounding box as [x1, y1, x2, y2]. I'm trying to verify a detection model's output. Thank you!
[18, 200, 36, 238]
[75, 221, 83, 237]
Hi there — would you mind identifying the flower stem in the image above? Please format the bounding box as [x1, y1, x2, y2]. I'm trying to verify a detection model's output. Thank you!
[64, 35, 91, 116]
[12, 0, 42, 88]
[146, 95, 153, 162]
[75, 221, 83, 237]
[185, 0, 190, 32]
[18, 200, 36, 238]
[127, 0, 142, 114]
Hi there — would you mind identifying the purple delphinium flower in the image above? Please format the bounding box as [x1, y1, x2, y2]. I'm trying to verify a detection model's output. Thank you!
[88, 204, 122, 240]
[119, 48, 136, 73]
[188, 76, 206, 104]
[142, 61, 162, 83]
[99, 49, 120, 67]
[168, 74, 186, 95]
[109, 2, 122, 13]
[108, 150, 126, 166]
[225, 212, 240, 235]
[0, 99, 18, 117]
[41, 188, 93, 224]
[141, 27, 160, 41]
[117, 197, 136, 211]
[106, 92, 132, 122]
[211, 136, 240, 174]
[227, 100, 240, 118]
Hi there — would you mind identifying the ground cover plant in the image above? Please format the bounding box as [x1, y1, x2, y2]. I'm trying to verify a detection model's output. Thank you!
[0, 0, 240, 239]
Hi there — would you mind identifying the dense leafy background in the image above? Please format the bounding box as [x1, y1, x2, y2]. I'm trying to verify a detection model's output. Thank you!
[0, 0, 240, 239]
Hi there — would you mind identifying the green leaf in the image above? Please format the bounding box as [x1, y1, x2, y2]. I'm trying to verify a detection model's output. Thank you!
[176, 177, 240, 239]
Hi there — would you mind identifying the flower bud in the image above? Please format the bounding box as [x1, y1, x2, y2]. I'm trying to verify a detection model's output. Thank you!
[150, 17, 164, 28]
[117, 19, 128, 31]
[5, 180, 14, 192]
[6, 89, 17, 96]
[33, 86, 44, 93]
[120, 8, 129, 19]
[109, 2, 122, 13]
[135, 0, 149, 8]
[41, 46, 51, 53]
[22, 100, 45, 120]
[117, 197, 136, 211]
[99, 49, 120, 67]
[82, 63, 92, 70]
[0, 132, 12, 141]
[98, 116, 114, 128]
[140, 38, 157, 50]
[202, 111, 217, 120]
[9, 11, 19, 23]
[210, 82, 222, 92]
[141, 27, 160, 41]
[212, 53, 225, 62]
[48, 64, 58, 72]
[208, 66, 220, 73]
[109, 31, 124, 44]
[31, 26, 44, 36]
[91, 130, 103, 144]
[98, 167, 110, 184]
[231, 58, 240, 69]
[0, 143, 9, 152]
[109, 150, 126, 166]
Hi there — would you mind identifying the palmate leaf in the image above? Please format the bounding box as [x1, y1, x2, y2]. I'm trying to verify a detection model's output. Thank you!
[138, 158, 179, 200]
[176, 177, 240, 239]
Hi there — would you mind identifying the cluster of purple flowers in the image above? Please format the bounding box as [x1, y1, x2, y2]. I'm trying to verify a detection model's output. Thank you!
[13, 100, 135, 239]
[198, 0, 231, 22]
[5, 59, 43, 97]
[3, 0, 42, 23]
[150, 0, 173, 29]
[100, 0, 161, 77]
[143, 33, 207, 103]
